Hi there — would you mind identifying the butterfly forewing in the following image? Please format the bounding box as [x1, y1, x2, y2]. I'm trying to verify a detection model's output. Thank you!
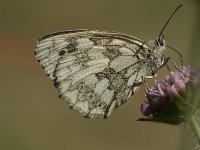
[35, 30, 156, 118]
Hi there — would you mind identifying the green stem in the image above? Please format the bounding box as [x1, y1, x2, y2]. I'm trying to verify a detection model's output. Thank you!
[188, 115, 200, 144]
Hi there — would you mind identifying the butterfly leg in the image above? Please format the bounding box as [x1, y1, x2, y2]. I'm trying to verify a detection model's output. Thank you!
[141, 76, 150, 94]
[158, 57, 177, 72]
[167, 45, 184, 66]
[141, 74, 156, 95]
[166, 64, 171, 72]
[163, 57, 190, 78]
[161, 57, 179, 70]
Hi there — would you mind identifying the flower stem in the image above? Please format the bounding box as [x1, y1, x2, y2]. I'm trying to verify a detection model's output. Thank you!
[188, 115, 200, 144]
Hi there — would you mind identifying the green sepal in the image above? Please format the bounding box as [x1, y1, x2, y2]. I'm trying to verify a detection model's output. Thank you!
[138, 114, 184, 125]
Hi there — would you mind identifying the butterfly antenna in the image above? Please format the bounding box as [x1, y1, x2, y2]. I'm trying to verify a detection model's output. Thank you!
[158, 4, 183, 40]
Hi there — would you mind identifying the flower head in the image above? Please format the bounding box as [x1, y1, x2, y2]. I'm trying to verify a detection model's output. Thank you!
[139, 66, 200, 124]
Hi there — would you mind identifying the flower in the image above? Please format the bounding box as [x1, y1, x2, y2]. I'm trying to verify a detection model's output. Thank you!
[138, 66, 200, 125]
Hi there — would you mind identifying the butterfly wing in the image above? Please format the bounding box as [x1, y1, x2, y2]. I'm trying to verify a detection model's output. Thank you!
[35, 30, 150, 118]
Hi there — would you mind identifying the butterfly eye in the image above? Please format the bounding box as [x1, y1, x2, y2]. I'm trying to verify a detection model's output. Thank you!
[158, 35, 165, 47]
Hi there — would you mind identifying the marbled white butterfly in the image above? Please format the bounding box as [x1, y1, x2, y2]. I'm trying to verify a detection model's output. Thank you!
[35, 5, 182, 118]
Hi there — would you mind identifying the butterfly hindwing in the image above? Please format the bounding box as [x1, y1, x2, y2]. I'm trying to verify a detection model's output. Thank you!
[35, 30, 151, 118]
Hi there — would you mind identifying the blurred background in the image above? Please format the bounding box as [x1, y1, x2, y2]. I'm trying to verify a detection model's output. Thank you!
[0, 0, 199, 150]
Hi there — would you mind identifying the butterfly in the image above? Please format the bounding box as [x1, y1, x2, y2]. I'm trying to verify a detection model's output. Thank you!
[34, 5, 182, 118]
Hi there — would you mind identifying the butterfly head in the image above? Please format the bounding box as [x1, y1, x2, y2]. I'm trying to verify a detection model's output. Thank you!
[150, 4, 182, 54]
[148, 35, 166, 53]
[155, 34, 166, 52]
[157, 34, 166, 47]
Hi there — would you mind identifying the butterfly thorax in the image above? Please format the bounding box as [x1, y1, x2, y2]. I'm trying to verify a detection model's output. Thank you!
[145, 36, 166, 76]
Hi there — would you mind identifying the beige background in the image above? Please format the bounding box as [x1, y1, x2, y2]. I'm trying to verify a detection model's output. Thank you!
[0, 0, 199, 150]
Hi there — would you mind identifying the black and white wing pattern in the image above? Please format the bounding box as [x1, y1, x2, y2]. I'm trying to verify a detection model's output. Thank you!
[35, 29, 164, 118]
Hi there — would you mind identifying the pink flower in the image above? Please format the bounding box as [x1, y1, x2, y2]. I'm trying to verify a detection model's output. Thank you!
[139, 66, 200, 124]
